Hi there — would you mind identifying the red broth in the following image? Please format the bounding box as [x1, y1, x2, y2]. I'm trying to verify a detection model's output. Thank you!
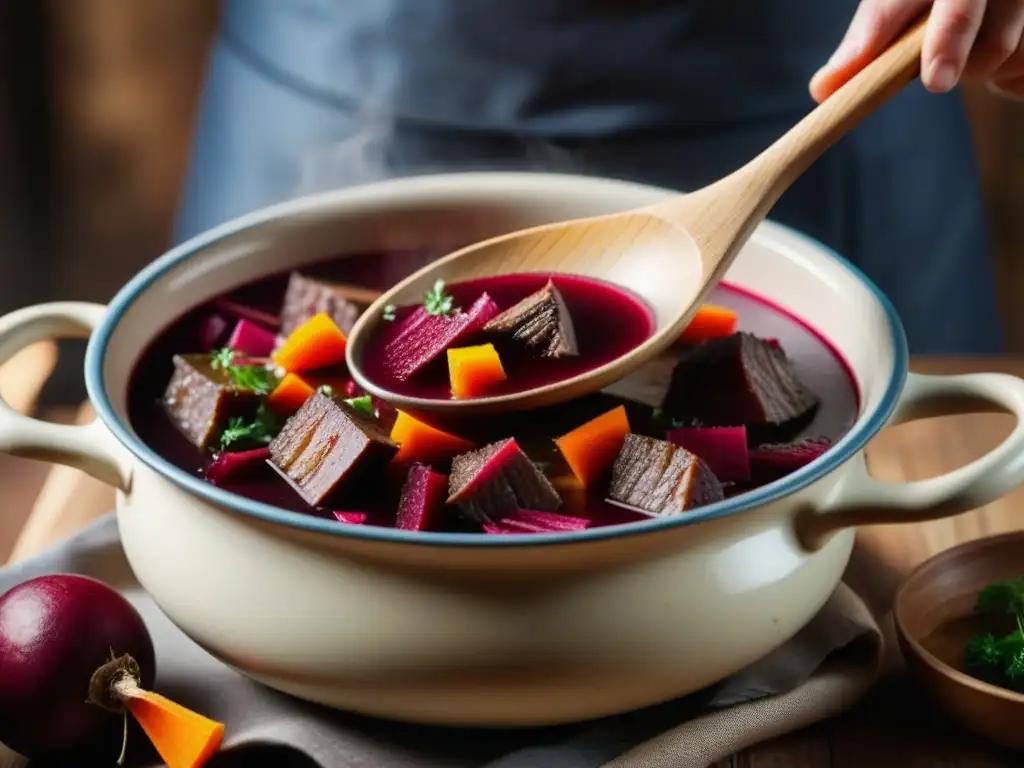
[127, 250, 859, 534]
[358, 273, 655, 400]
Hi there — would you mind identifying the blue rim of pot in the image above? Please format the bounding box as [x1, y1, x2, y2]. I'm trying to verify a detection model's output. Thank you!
[84, 174, 909, 548]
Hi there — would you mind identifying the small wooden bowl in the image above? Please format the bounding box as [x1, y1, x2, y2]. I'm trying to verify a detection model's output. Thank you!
[894, 531, 1024, 751]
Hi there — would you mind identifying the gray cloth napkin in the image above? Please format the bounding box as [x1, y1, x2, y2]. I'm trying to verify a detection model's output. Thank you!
[0, 514, 884, 768]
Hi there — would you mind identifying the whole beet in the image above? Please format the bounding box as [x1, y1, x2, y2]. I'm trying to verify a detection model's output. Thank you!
[0, 574, 155, 758]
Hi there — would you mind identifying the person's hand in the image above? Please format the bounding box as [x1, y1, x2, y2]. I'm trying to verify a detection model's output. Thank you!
[810, 0, 1024, 102]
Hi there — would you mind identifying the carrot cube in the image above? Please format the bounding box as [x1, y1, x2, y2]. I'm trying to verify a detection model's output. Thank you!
[554, 405, 631, 487]
[447, 343, 507, 399]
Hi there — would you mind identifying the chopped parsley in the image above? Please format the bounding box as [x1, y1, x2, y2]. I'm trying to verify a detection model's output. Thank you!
[423, 279, 459, 317]
[381, 304, 397, 322]
[343, 394, 375, 417]
[209, 347, 277, 395]
[964, 577, 1024, 692]
[218, 404, 281, 451]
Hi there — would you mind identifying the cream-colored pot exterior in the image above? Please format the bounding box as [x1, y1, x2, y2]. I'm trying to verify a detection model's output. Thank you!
[2, 173, 1024, 726]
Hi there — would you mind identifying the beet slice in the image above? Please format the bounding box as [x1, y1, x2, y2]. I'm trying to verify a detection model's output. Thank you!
[447, 438, 562, 523]
[382, 293, 499, 381]
[200, 314, 230, 352]
[162, 354, 265, 449]
[509, 509, 590, 531]
[226, 319, 277, 357]
[660, 332, 818, 435]
[608, 434, 724, 516]
[749, 437, 832, 484]
[666, 426, 751, 483]
[333, 510, 368, 525]
[268, 392, 397, 507]
[213, 298, 280, 330]
[204, 447, 271, 486]
[483, 279, 578, 358]
[279, 271, 369, 338]
[396, 463, 449, 531]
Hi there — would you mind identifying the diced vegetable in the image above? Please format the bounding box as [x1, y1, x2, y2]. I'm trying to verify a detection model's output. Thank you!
[213, 297, 280, 330]
[554, 405, 630, 487]
[333, 511, 368, 525]
[226, 319, 277, 357]
[396, 463, 449, 531]
[679, 304, 738, 344]
[512, 509, 591, 531]
[666, 426, 750, 483]
[447, 438, 561, 523]
[390, 411, 475, 465]
[272, 312, 348, 373]
[204, 447, 271, 486]
[382, 293, 499, 381]
[748, 437, 831, 483]
[267, 372, 316, 414]
[119, 687, 224, 768]
[480, 509, 591, 534]
[200, 314, 229, 352]
[608, 434, 724, 516]
[268, 392, 397, 507]
[447, 343, 507, 399]
[483, 279, 578, 358]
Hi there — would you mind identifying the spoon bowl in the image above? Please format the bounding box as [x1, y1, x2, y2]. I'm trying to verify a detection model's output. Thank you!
[347, 18, 929, 418]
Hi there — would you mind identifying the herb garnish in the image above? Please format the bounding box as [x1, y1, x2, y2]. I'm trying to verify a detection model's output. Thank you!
[964, 577, 1024, 691]
[423, 279, 459, 317]
[209, 347, 277, 395]
[218, 404, 281, 451]
[382, 304, 397, 322]
[343, 394, 375, 417]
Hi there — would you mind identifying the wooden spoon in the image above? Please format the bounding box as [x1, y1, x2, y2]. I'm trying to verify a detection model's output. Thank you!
[347, 18, 927, 418]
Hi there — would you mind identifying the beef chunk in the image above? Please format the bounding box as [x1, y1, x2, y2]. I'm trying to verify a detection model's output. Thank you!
[660, 333, 818, 432]
[268, 392, 397, 507]
[483, 279, 578, 358]
[279, 272, 374, 337]
[162, 354, 264, 449]
[608, 434, 723, 516]
[447, 438, 562, 524]
[382, 293, 499, 381]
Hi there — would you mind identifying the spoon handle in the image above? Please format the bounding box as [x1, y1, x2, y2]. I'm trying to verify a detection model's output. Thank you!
[649, 15, 927, 281]
[747, 14, 927, 201]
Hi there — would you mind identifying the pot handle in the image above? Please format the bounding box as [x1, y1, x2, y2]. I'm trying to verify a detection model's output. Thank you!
[0, 302, 131, 491]
[801, 370, 1024, 545]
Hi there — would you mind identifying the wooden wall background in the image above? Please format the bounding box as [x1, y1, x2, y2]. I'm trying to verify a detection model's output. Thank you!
[1, 0, 1022, 400]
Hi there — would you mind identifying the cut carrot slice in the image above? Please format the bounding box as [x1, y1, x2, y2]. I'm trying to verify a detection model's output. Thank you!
[390, 410, 475, 464]
[447, 343, 506, 399]
[272, 312, 347, 373]
[554, 405, 631, 487]
[679, 304, 738, 345]
[119, 685, 224, 768]
[267, 372, 316, 414]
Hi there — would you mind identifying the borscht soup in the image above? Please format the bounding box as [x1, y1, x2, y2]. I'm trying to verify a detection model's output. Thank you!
[128, 250, 858, 535]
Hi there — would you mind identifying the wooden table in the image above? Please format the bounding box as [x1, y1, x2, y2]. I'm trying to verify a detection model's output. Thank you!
[5, 354, 1024, 767]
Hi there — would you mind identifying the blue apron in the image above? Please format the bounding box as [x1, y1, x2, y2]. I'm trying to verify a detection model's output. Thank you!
[176, 0, 1003, 355]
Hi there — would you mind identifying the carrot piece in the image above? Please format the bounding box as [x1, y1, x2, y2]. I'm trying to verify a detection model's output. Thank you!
[267, 372, 316, 413]
[447, 343, 506, 399]
[271, 312, 347, 373]
[554, 405, 631, 487]
[390, 410, 475, 464]
[116, 682, 224, 768]
[679, 304, 737, 344]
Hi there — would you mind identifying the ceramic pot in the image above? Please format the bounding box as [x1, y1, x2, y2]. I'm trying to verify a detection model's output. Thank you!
[1, 172, 1023, 727]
